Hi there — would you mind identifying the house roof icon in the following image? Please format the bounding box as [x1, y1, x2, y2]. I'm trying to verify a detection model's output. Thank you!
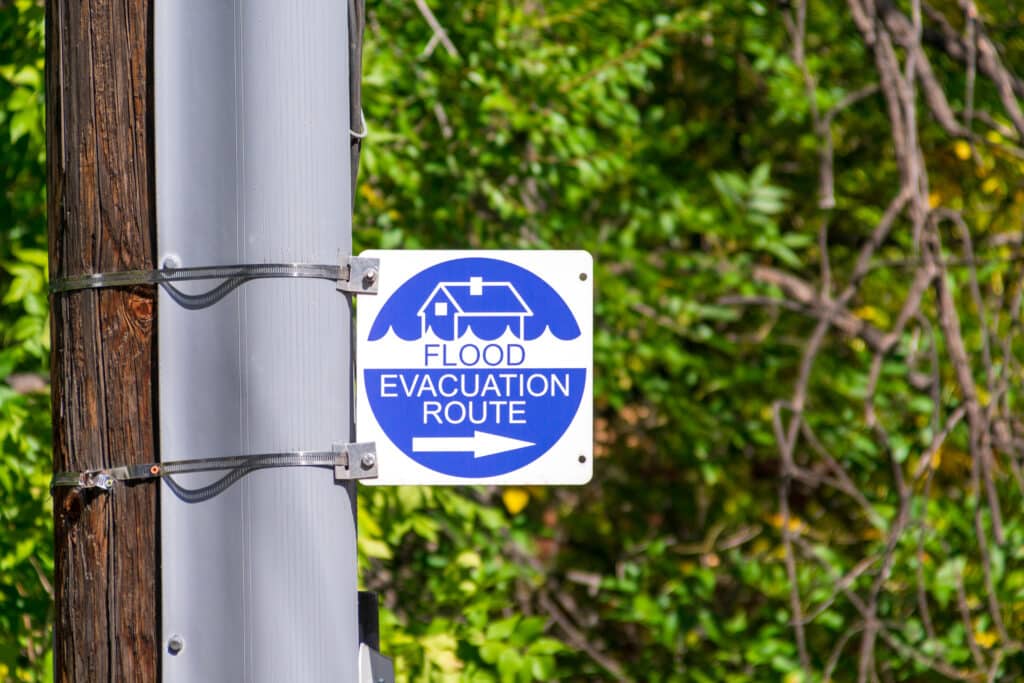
[417, 276, 533, 339]
[367, 257, 582, 342]
[417, 277, 533, 317]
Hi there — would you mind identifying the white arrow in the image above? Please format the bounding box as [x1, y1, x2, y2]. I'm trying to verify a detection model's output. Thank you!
[412, 431, 535, 458]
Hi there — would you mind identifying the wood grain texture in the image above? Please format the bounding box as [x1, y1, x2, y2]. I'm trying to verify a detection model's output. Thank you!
[46, 0, 159, 680]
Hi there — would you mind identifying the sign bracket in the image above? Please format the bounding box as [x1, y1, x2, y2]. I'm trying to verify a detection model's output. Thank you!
[338, 254, 380, 295]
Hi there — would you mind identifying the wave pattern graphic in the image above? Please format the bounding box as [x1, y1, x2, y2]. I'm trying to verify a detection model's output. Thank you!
[368, 257, 581, 341]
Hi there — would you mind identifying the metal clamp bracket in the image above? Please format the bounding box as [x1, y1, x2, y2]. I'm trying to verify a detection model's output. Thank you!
[334, 441, 378, 480]
[337, 255, 379, 295]
[51, 442, 379, 499]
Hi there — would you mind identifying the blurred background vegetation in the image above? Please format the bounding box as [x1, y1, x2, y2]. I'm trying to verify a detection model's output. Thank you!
[4, 0, 1024, 680]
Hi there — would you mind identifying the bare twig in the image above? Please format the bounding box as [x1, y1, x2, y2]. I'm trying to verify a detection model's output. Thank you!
[413, 0, 459, 58]
[772, 401, 810, 671]
[538, 591, 632, 681]
[955, 564, 987, 669]
[727, 1, 1024, 678]
[925, 214, 1004, 545]
[558, 7, 694, 93]
[920, 1, 1024, 137]
[963, 2, 978, 153]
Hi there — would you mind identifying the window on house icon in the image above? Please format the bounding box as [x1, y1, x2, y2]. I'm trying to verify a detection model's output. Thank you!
[434, 301, 448, 316]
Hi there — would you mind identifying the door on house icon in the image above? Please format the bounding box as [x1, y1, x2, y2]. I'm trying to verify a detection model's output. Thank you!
[422, 295, 457, 338]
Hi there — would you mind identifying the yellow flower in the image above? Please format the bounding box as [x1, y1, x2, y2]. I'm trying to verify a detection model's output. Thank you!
[502, 487, 530, 514]
[358, 183, 386, 209]
[768, 513, 805, 534]
[975, 630, 998, 649]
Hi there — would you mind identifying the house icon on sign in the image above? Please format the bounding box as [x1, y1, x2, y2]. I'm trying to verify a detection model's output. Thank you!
[417, 276, 533, 340]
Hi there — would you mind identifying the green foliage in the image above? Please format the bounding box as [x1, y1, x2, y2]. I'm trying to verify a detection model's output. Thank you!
[0, 379, 51, 682]
[3, 0, 1024, 680]
[355, 0, 1024, 680]
[358, 485, 560, 682]
[0, 1, 50, 681]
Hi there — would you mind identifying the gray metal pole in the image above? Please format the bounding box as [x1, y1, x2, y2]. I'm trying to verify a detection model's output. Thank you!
[155, 2, 358, 681]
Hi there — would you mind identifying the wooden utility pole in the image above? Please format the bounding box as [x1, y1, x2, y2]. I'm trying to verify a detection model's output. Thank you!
[47, 0, 159, 680]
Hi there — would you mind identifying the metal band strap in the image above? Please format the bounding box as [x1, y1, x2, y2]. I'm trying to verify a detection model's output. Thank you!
[52, 443, 378, 503]
[49, 258, 379, 308]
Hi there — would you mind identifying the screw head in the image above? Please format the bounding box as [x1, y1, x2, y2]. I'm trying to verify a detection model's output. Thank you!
[93, 474, 114, 491]
[167, 634, 185, 655]
[360, 452, 377, 469]
[363, 267, 378, 286]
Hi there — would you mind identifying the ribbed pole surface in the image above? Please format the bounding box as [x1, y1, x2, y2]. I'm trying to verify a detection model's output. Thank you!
[155, 2, 357, 681]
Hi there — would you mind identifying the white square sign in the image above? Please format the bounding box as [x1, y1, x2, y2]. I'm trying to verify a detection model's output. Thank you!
[356, 250, 593, 485]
